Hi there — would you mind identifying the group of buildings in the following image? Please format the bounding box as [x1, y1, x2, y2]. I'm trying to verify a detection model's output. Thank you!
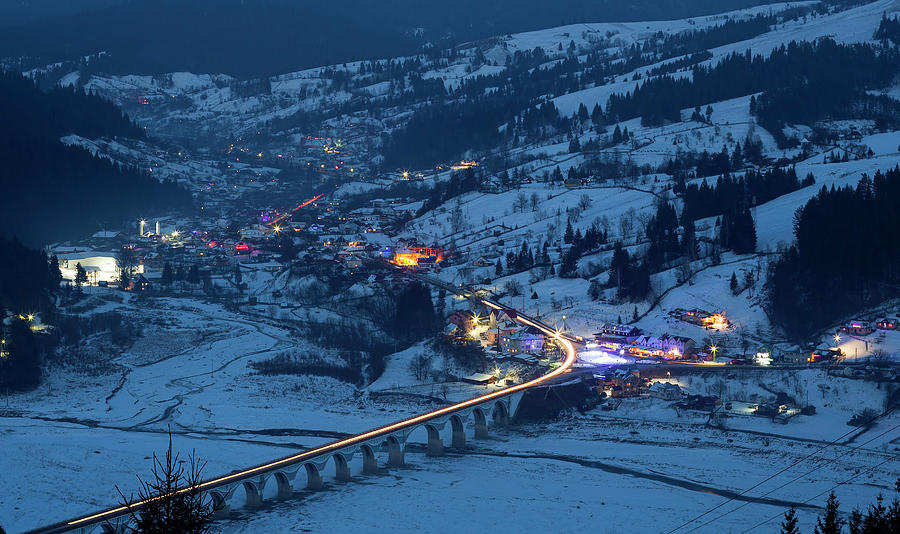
[593, 323, 701, 361]
[51, 191, 447, 291]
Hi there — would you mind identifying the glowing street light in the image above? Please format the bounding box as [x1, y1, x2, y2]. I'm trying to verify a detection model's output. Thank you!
[834, 334, 841, 343]
[26, 314, 34, 322]
[710, 345, 719, 358]
[401, 170, 410, 179]
[171, 230, 180, 239]
[273, 225, 282, 234]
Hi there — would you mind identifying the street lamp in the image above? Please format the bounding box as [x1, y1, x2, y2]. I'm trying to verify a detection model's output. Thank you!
[834, 334, 841, 343]
[710, 345, 719, 358]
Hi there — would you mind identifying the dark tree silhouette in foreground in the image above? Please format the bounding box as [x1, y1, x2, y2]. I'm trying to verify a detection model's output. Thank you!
[782, 507, 800, 534]
[118, 432, 212, 534]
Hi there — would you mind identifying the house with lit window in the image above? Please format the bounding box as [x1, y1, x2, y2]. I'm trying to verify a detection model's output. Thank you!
[595, 369, 647, 397]
[649, 382, 684, 401]
[631, 334, 696, 358]
[876, 318, 897, 330]
[448, 310, 479, 331]
[501, 329, 545, 354]
[840, 321, 874, 336]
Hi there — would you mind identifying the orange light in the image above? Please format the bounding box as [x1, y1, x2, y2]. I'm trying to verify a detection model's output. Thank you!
[390, 246, 444, 267]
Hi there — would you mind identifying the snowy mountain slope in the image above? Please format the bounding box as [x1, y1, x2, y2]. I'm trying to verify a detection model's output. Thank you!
[32, 2, 813, 151]
[552, 0, 898, 116]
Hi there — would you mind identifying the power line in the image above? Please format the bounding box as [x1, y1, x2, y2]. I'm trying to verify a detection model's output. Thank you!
[666, 405, 897, 533]
[685, 423, 900, 533]
[738, 454, 899, 534]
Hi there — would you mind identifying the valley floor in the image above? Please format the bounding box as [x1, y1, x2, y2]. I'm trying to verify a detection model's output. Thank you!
[1, 294, 896, 533]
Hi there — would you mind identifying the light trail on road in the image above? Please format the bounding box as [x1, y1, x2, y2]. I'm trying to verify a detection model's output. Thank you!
[28, 298, 578, 534]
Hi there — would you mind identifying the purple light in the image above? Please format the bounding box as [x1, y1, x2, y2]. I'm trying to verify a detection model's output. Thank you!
[579, 350, 631, 366]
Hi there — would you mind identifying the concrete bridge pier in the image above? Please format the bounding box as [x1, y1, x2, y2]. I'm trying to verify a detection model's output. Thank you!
[361, 444, 378, 474]
[450, 414, 466, 448]
[274, 468, 300, 500]
[333, 453, 352, 482]
[425, 424, 444, 457]
[208, 484, 239, 519]
[492, 401, 510, 427]
[387, 435, 405, 467]
[473, 407, 489, 439]
[304, 462, 323, 490]
[242, 479, 264, 508]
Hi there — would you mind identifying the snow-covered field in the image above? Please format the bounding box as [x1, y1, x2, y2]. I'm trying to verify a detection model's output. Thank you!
[216, 410, 897, 534]
[2, 289, 897, 533]
[8, 1, 900, 532]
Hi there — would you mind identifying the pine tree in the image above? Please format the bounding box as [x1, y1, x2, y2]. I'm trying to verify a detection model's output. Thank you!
[862, 494, 888, 533]
[559, 246, 580, 278]
[75, 262, 88, 291]
[680, 217, 698, 260]
[495, 259, 503, 276]
[188, 265, 200, 286]
[48, 255, 62, 290]
[552, 166, 563, 184]
[632, 306, 638, 321]
[730, 272, 739, 294]
[118, 432, 212, 534]
[609, 241, 630, 298]
[782, 508, 801, 534]
[569, 137, 581, 153]
[564, 219, 574, 244]
[518, 241, 532, 269]
[815, 492, 843, 534]
[847, 508, 863, 534]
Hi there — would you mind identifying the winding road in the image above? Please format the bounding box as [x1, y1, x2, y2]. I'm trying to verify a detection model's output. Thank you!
[25, 296, 579, 534]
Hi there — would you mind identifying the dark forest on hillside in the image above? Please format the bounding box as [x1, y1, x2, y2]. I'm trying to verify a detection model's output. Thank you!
[382, 10, 796, 168]
[0, 71, 191, 245]
[769, 167, 900, 339]
[0, 0, 782, 78]
[606, 39, 900, 143]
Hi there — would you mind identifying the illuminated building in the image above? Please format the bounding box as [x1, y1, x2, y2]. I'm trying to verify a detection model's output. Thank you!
[391, 246, 443, 268]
